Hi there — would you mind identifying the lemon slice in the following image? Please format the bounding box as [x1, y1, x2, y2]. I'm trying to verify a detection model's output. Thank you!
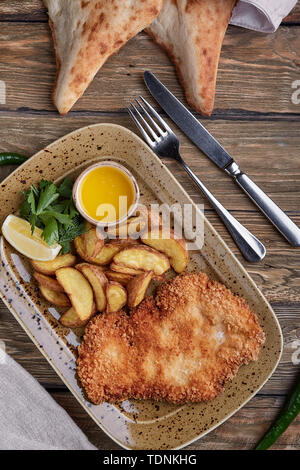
[2, 215, 61, 261]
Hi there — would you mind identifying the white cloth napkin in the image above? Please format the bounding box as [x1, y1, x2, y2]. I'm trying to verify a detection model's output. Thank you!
[0, 349, 96, 450]
[230, 0, 297, 32]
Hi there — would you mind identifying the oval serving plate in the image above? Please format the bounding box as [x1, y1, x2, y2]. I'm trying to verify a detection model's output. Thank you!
[0, 123, 283, 450]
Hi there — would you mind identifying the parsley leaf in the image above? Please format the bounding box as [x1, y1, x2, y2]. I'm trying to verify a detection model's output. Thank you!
[57, 178, 73, 198]
[36, 181, 59, 215]
[42, 216, 59, 246]
[18, 178, 85, 253]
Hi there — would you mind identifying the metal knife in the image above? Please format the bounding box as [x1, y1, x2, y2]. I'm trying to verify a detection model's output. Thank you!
[144, 71, 300, 247]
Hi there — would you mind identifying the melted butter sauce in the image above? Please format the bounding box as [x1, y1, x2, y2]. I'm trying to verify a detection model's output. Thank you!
[79, 166, 135, 222]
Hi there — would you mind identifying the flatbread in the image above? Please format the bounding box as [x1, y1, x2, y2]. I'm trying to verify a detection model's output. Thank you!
[44, 0, 164, 114]
[146, 0, 237, 116]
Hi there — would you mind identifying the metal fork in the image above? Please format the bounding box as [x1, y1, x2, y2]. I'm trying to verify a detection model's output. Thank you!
[127, 97, 266, 262]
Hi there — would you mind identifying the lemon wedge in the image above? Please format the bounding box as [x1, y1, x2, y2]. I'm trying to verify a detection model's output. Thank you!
[2, 215, 61, 261]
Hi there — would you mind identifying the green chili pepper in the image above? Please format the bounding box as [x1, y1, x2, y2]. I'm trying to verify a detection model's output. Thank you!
[255, 379, 300, 450]
[0, 152, 28, 166]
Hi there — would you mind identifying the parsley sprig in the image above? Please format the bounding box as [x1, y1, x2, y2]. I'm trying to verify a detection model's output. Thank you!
[19, 178, 86, 253]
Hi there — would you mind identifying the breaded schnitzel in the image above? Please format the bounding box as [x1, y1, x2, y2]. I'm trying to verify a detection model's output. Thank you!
[77, 273, 265, 404]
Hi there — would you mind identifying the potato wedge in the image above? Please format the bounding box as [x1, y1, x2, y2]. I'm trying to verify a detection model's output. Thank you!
[92, 242, 127, 265]
[106, 282, 127, 313]
[127, 271, 153, 308]
[106, 209, 148, 238]
[84, 228, 104, 259]
[56, 267, 94, 322]
[74, 230, 104, 260]
[76, 263, 108, 312]
[106, 206, 161, 239]
[60, 307, 87, 328]
[31, 254, 76, 275]
[76, 262, 107, 272]
[141, 229, 188, 273]
[113, 237, 140, 247]
[105, 270, 133, 286]
[74, 236, 138, 265]
[105, 216, 144, 239]
[124, 206, 152, 236]
[39, 285, 71, 307]
[74, 234, 86, 259]
[33, 272, 64, 292]
[110, 262, 145, 276]
[110, 262, 163, 282]
[113, 246, 170, 276]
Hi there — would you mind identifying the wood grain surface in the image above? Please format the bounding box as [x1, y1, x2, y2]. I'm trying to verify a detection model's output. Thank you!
[1, 23, 300, 114]
[0, 0, 299, 451]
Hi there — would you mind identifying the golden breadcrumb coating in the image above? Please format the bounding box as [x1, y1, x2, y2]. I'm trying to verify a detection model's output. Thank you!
[77, 273, 265, 404]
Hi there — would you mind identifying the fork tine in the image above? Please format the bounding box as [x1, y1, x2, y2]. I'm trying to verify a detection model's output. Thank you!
[127, 107, 154, 147]
[135, 99, 165, 137]
[130, 102, 159, 142]
[139, 96, 173, 133]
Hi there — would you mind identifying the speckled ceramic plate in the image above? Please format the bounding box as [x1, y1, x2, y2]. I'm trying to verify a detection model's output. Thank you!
[0, 124, 282, 450]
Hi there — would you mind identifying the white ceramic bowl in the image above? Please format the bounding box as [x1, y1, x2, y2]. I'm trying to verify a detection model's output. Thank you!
[72, 160, 140, 227]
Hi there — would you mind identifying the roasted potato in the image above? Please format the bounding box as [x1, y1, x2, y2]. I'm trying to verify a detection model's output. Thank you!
[39, 285, 71, 307]
[84, 228, 104, 259]
[74, 231, 104, 261]
[110, 262, 163, 281]
[91, 242, 128, 265]
[74, 235, 108, 266]
[76, 263, 108, 312]
[105, 207, 148, 238]
[106, 206, 161, 239]
[127, 271, 153, 308]
[31, 254, 76, 275]
[33, 272, 64, 292]
[110, 262, 145, 276]
[106, 282, 127, 313]
[56, 267, 94, 322]
[74, 235, 138, 265]
[113, 246, 170, 276]
[105, 270, 133, 286]
[113, 237, 140, 247]
[141, 229, 188, 273]
[105, 216, 144, 239]
[60, 307, 87, 328]
[73, 234, 86, 259]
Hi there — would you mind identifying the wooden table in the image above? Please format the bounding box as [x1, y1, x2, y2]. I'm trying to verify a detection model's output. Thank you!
[1, 1, 300, 450]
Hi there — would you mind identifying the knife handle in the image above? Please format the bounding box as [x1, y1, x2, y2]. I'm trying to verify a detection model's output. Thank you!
[180, 160, 266, 262]
[226, 162, 300, 246]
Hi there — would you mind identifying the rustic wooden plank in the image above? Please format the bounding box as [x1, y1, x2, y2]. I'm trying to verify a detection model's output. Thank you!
[2, 309, 300, 450]
[0, 303, 64, 386]
[1, 114, 300, 299]
[1, 301, 299, 395]
[1, 23, 300, 114]
[1, 0, 300, 24]
[0, 114, 299, 212]
[0, 1, 47, 22]
[201, 213, 300, 303]
[0, 114, 299, 296]
[49, 391, 300, 450]
[50, 391, 121, 450]
[284, 3, 300, 23]
[187, 394, 300, 450]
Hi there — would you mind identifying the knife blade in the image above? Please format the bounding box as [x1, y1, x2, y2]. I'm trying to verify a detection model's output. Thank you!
[144, 70, 300, 246]
[144, 71, 233, 170]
